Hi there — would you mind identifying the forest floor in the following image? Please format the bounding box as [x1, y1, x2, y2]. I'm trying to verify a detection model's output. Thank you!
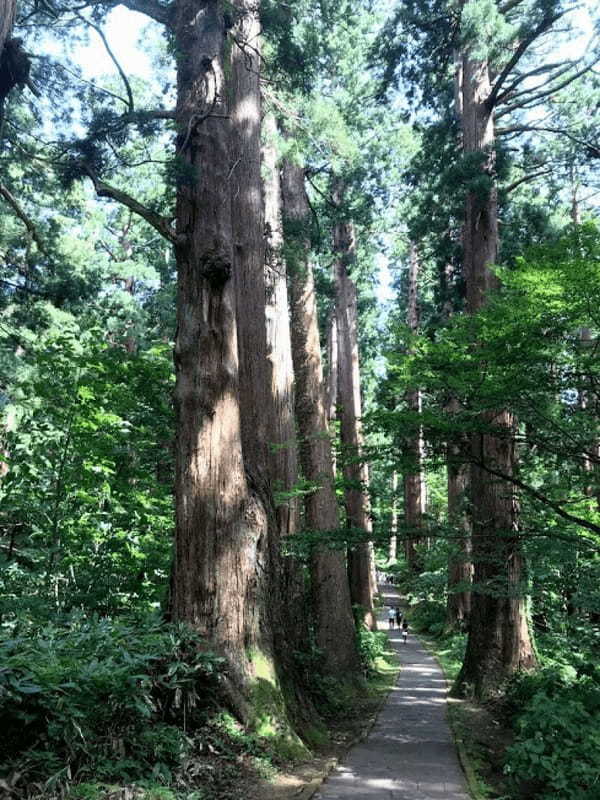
[244, 605, 400, 799]
[253, 585, 471, 800]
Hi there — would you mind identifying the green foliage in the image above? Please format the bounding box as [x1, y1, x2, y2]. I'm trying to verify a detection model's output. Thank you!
[0, 616, 224, 794]
[504, 665, 600, 799]
[0, 324, 174, 619]
[409, 599, 447, 636]
[356, 626, 389, 676]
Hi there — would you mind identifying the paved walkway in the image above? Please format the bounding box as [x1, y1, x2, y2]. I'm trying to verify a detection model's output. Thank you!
[314, 585, 470, 800]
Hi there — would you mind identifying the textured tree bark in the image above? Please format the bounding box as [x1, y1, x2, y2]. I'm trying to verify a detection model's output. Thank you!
[455, 52, 535, 697]
[445, 413, 472, 631]
[263, 112, 299, 539]
[333, 210, 376, 630]
[403, 243, 425, 572]
[262, 112, 308, 655]
[282, 158, 360, 676]
[170, 0, 271, 700]
[0, 0, 15, 60]
[388, 470, 398, 562]
[326, 313, 338, 473]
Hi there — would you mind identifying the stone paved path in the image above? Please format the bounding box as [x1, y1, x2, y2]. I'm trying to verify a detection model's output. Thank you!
[314, 585, 471, 800]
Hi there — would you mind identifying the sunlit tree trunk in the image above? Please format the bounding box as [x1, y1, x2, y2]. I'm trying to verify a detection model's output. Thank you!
[388, 470, 398, 562]
[455, 50, 535, 697]
[262, 112, 307, 649]
[326, 313, 338, 472]
[333, 206, 375, 630]
[281, 158, 360, 676]
[170, 1, 273, 706]
[403, 243, 425, 572]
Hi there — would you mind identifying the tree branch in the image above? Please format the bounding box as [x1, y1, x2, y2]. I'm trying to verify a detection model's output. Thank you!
[69, 0, 173, 26]
[84, 167, 177, 244]
[487, 10, 567, 110]
[0, 183, 47, 254]
[494, 62, 571, 107]
[121, 0, 172, 25]
[503, 168, 552, 193]
[497, 0, 527, 14]
[496, 58, 600, 118]
[496, 125, 600, 158]
[472, 457, 600, 536]
[75, 11, 134, 111]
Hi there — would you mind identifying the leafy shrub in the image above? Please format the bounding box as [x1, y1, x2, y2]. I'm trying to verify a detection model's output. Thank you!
[356, 627, 388, 675]
[504, 664, 600, 799]
[0, 615, 224, 794]
[409, 599, 446, 635]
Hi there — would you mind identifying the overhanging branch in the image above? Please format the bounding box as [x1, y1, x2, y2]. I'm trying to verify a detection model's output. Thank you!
[67, 0, 173, 27]
[487, 10, 567, 110]
[494, 62, 571, 107]
[84, 167, 177, 244]
[75, 11, 134, 111]
[472, 458, 600, 536]
[503, 168, 552, 193]
[496, 125, 600, 158]
[0, 183, 47, 254]
[496, 58, 600, 119]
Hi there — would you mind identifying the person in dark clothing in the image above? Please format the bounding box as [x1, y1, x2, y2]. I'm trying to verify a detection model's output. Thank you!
[402, 619, 408, 643]
[395, 607, 402, 628]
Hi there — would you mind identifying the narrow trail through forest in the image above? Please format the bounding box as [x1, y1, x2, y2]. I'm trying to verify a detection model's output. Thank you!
[314, 585, 470, 800]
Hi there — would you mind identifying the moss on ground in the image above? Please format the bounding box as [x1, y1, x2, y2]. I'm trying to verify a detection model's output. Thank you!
[247, 649, 311, 763]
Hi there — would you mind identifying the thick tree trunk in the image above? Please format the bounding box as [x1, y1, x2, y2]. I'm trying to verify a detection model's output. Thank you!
[170, 0, 271, 698]
[455, 53, 535, 697]
[403, 244, 425, 572]
[445, 418, 472, 630]
[333, 211, 376, 630]
[281, 159, 360, 676]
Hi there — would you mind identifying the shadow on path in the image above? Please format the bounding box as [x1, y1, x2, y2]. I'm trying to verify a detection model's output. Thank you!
[314, 584, 470, 799]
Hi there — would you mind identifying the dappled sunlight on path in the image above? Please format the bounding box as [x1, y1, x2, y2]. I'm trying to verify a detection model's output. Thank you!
[314, 584, 470, 799]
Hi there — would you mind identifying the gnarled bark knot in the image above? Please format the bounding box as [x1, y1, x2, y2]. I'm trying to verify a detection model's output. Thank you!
[199, 250, 232, 288]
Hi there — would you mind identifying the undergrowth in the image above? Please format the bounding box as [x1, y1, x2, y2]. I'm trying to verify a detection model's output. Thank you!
[0, 615, 282, 799]
[0, 610, 398, 800]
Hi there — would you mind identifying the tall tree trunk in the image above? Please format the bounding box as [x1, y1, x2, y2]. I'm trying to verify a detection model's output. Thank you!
[262, 111, 308, 652]
[263, 112, 298, 538]
[444, 46, 472, 633]
[455, 52, 535, 697]
[170, 0, 271, 703]
[333, 207, 376, 630]
[281, 158, 360, 676]
[403, 243, 425, 572]
[388, 470, 398, 562]
[326, 313, 338, 472]
[445, 410, 472, 630]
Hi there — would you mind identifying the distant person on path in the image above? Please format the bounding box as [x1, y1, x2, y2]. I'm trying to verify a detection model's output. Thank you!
[388, 607, 396, 628]
[395, 607, 403, 627]
[402, 619, 408, 643]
